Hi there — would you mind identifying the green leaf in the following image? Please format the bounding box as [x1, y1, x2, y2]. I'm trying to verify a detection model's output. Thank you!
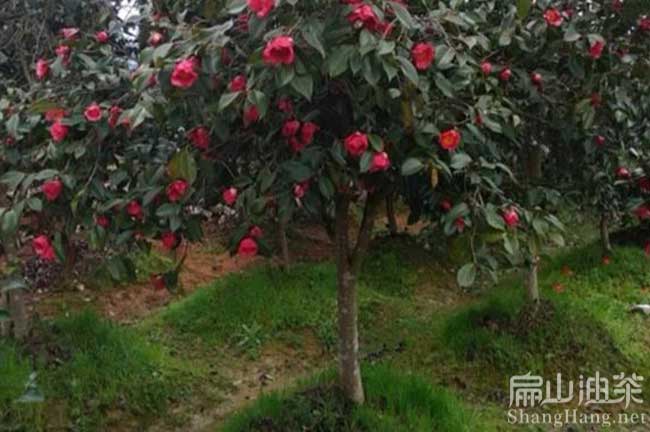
[398, 56, 419, 86]
[457, 263, 477, 287]
[435, 73, 454, 98]
[318, 177, 334, 199]
[450, 153, 472, 170]
[227, 0, 247, 14]
[328, 45, 353, 77]
[283, 161, 312, 182]
[156, 204, 180, 218]
[219, 92, 240, 111]
[167, 148, 198, 184]
[1, 209, 19, 236]
[0, 171, 25, 191]
[302, 25, 325, 58]
[390, 1, 417, 30]
[360, 152, 372, 173]
[291, 75, 314, 100]
[401, 158, 424, 176]
[516, 0, 532, 19]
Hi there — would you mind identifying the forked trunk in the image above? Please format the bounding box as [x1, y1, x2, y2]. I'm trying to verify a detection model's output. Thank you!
[335, 195, 365, 404]
[526, 257, 540, 303]
[600, 213, 612, 255]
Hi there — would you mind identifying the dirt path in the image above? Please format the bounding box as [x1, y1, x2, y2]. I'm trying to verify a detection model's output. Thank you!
[151, 334, 331, 432]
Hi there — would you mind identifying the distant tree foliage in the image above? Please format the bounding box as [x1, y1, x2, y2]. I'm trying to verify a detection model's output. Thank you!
[0, 0, 116, 88]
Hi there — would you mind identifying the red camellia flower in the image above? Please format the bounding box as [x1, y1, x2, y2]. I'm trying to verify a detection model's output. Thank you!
[440, 199, 452, 212]
[32, 235, 56, 261]
[612, 0, 623, 13]
[499, 67, 512, 82]
[238, 237, 259, 257]
[455, 217, 466, 233]
[282, 120, 301, 137]
[589, 40, 605, 59]
[635, 205, 650, 220]
[161, 232, 178, 250]
[602, 256, 611, 266]
[616, 167, 631, 179]
[49, 121, 69, 142]
[148, 31, 164, 46]
[439, 128, 461, 151]
[348, 4, 379, 31]
[55, 45, 71, 61]
[249, 225, 264, 239]
[411, 42, 435, 71]
[188, 126, 210, 150]
[289, 137, 304, 153]
[60, 27, 80, 40]
[369, 152, 391, 173]
[95, 31, 109, 44]
[151, 274, 166, 291]
[84, 103, 102, 122]
[35, 59, 49, 80]
[591, 93, 602, 107]
[300, 122, 319, 145]
[530, 72, 543, 88]
[127, 200, 144, 220]
[639, 17, 650, 32]
[108, 105, 123, 128]
[293, 182, 308, 199]
[45, 108, 66, 122]
[247, 0, 275, 18]
[244, 105, 260, 125]
[639, 177, 650, 192]
[344, 131, 369, 157]
[594, 135, 606, 147]
[277, 98, 293, 113]
[223, 187, 238, 206]
[263, 36, 295, 66]
[96, 215, 110, 228]
[166, 179, 189, 202]
[42, 178, 63, 202]
[503, 208, 520, 228]
[229, 75, 247, 92]
[480, 61, 492, 75]
[170, 58, 199, 89]
[544, 8, 563, 27]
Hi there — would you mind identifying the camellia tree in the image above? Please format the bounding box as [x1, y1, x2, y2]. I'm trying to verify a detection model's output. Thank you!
[2, 0, 649, 404]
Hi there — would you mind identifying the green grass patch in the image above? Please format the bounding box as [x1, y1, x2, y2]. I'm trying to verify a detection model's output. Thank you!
[221, 364, 473, 432]
[442, 244, 650, 387]
[161, 263, 338, 348]
[1, 311, 190, 430]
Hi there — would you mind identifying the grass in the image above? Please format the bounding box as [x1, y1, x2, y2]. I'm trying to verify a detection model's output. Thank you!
[1, 311, 191, 430]
[160, 263, 338, 349]
[435, 243, 650, 409]
[221, 365, 473, 432]
[5, 229, 650, 431]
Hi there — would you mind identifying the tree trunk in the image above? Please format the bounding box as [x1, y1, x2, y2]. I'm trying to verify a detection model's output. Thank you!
[278, 217, 290, 270]
[335, 194, 365, 404]
[386, 193, 398, 236]
[525, 257, 540, 303]
[7, 289, 28, 340]
[63, 239, 78, 281]
[524, 146, 543, 182]
[600, 213, 612, 255]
